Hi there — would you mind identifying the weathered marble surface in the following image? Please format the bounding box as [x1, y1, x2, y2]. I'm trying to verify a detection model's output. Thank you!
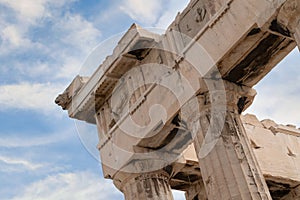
[55, 0, 300, 199]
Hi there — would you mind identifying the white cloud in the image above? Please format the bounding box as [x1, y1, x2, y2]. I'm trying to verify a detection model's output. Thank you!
[246, 49, 300, 127]
[0, 0, 76, 24]
[49, 13, 102, 79]
[1, 25, 29, 47]
[12, 171, 122, 200]
[0, 82, 64, 112]
[0, 129, 73, 148]
[0, 0, 75, 53]
[0, 156, 43, 171]
[0, 0, 100, 81]
[119, 0, 189, 27]
[11, 171, 186, 200]
[0, 0, 47, 24]
[54, 13, 101, 55]
[53, 56, 82, 79]
[120, 0, 163, 25]
[247, 84, 300, 127]
[0, 22, 34, 54]
[155, 0, 189, 28]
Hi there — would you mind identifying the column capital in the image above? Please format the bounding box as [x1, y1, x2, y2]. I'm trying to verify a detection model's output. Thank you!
[113, 170, 171, 192]
[278, 0, 300, 32]
[278, 0, 300, 49]
[113, 170, 174, 200]
[198, 80, 256, 113]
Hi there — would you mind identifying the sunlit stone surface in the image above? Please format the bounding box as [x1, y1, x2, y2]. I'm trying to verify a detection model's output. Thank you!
[56, 0, 300, 199]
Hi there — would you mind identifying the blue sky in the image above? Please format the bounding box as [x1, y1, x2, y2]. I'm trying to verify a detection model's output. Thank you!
[0, 0, 299, 199]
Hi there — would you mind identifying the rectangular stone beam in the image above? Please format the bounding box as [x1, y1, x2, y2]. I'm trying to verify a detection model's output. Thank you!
[60, 0, 296, 126]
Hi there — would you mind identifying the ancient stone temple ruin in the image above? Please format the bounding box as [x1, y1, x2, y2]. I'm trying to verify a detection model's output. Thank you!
[55, 0, 300, 199]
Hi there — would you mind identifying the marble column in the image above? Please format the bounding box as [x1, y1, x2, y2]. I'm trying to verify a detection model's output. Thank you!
[189, 81, 272, 200]
[114, 171, 174, 200]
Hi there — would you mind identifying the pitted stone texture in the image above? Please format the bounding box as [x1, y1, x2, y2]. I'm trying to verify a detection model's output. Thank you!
[121, 172, 174, 200]
[243, 114, 300, 185]
[55, 0, 300, 199]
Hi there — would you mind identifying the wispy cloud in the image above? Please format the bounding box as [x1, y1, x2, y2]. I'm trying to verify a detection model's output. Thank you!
[11, 171, 122, 200]
[1, 25, 30, 48]
[54, 13, 101, 55]
[10, 170, 186, 199]
[247, 85, 300, 126]
[0, 127, 74, 148]
[0, 0, 73, 54]
[0, 0, 47, 24]
[119, 0, 189, 28]
[247, 49, 300, 127]
[0, 82, 64, 113]
[0, 0, 101, 82]
[155, 0, 189, 28]
[120, 0, 164, 25]
[0, 156, 43, 171]
[50, 13, 102, 79]
[0, 0, 76, 24]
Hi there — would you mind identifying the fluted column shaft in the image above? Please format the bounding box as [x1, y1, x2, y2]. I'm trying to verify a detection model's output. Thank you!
[189, 81, 271, 200]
